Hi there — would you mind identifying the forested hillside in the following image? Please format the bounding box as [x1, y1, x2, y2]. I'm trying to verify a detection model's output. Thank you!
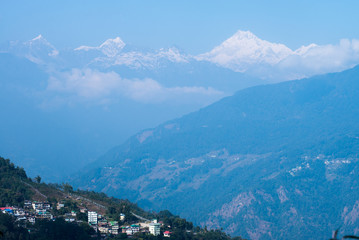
[73, 65, 359, 239]
[0, 157, 244, 240]
[0, 157, 32, 206]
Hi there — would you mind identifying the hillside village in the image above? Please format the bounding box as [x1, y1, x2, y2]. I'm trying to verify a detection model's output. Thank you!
[1, 156, 174, 239]
[0, 156, 241, 240]
[1, 198, 172, 238]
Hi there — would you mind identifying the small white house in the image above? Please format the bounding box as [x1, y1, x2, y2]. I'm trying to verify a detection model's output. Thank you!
[164, 231, 172, 237]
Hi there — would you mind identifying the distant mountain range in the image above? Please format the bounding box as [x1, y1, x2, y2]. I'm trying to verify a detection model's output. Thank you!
[73, 65, 359, 239]
[5, 30, 359, 81]
[1, 30, 359, 186]
[0, 33, 261, 181]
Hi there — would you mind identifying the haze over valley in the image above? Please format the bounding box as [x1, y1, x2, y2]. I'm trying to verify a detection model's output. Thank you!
[2, 1, 359, 239]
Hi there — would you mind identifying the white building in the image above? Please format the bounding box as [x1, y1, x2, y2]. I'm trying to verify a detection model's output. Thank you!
[88, 211, 98, 225]
[24, 200, 32, 209]
[32, 202, 43, 210]
[149, 223, 161, 236]
[126, 228, 134, 235]
[57, 202, 65, 210]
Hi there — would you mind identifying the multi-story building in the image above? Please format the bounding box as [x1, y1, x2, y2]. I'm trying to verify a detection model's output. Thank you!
[32, 202, 43, 210]
[149, 223, 161, 236]
[88, 211, 98, 225]
[109, 221, 119, 235]
[24, 200, 32, 209]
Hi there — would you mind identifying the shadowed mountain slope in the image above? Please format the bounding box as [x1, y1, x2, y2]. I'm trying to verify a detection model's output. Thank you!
[74, 66, 359, 239]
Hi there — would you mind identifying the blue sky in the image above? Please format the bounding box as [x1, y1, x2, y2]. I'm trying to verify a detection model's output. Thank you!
[2, 0, 359, 53]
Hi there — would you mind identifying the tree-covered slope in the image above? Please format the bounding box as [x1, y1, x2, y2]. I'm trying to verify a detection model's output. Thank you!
[0, 157, 33, 206]
[0, 157, 242, 240]
[74, 65, 359, 239]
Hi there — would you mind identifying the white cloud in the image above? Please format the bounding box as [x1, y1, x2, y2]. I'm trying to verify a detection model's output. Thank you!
[47, 69, 223, 104]
[48, 69, 120, 98]
[275, 39, 359, 79]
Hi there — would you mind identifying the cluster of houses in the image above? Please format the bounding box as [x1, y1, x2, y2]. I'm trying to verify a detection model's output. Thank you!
[88, 211, 172, 237]
[1, 200, 53, 224]
[88, 210, 121, 235]
[1, 200, 172, 238]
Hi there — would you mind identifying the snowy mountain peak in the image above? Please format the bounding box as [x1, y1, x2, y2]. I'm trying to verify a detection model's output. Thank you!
[232, 30, 258, 40]
[25, 35, 59, 58]
[32, 34, 44, 41]
[196, 30, 293, 72]
[75, 37, 126, 57]
[99, 37, 126, 57]
[27, 34, 51, 46]
[6, 34, 59, 64]
[157, 47, 188, 63]
[100, 37, 125, 48]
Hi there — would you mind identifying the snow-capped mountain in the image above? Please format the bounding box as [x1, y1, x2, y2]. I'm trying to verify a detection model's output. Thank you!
[196, 30, 359, 80]
[3, 35, 192, 71]
[8, 34, 59, 65]
[75, 37, 126, 57]
[98, 47, 189, 69]
[196, 30, 293, 72]
[3, 31, 359, 81]
[3, 30, 359, 186]
[72, 37, 189, 69]
[99, 48, 185, 69]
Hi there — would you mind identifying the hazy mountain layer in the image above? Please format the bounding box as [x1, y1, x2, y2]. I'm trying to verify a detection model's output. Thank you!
[74, 66, 359, 239]
[2, 31, 358, 182]
[0, 45, 258, 181]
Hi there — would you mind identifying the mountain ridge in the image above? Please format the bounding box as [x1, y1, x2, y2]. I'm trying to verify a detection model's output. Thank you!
[4, 30, 359, 81]
[73, 65, 359, 239]
[2, 30, 359, 184]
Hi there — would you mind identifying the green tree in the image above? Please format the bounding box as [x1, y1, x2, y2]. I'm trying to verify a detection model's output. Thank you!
[62, 183, 73, 193]
[34, 175, 41, 184]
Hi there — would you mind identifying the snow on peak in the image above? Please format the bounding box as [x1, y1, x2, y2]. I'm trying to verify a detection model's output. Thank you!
[28, 34, 51, 46]
[19, 34, 59, 61]
[100, 47, 189, 69]
[232, 30, 258, 40]
[98, 37, 126, 57]
[32, 34, 44, 41]
[86, 45, 190, 69]
[100, 37, 125, 47]
[196, 30, 293, 72]
[75, 37, 126, 57]
[157, 47, 188, 63]
[294, 43, 318, 55]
